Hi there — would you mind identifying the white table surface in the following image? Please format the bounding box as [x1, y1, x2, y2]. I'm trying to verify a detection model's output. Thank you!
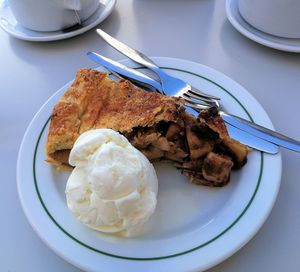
[2, 0, 300, 271]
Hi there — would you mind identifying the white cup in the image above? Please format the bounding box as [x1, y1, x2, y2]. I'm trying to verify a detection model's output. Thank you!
[9, 0, 99, 32]
[238, 0, 300, 38]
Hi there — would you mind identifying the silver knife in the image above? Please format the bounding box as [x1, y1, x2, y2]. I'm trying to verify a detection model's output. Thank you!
[94, 29, 300, 153]
[87, 52, 279, 154]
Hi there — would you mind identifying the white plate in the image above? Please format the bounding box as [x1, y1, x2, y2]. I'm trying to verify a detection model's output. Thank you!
[226, 0, 300, 53]
[17, 57, 282, 272]
[0, 0, 116, 42]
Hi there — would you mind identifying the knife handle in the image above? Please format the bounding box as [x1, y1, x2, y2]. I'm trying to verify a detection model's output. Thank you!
[87, 52, 163, 92]
[221, 111, 300, 153]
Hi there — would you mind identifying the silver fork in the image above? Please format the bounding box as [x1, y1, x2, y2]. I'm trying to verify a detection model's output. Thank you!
[87, 52, 300, 153]
[87, 52, 281, 153]
[96, 28, 220, 101]
[87, 51, 217, 105]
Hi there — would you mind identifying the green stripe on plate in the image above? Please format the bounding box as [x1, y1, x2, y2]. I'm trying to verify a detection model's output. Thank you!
[33, 67, 263, 260]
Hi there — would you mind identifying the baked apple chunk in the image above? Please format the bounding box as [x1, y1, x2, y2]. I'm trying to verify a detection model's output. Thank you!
[46, 69, 248, 187]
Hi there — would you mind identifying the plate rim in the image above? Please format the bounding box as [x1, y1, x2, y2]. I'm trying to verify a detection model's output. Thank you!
[17, 57, 282, 271]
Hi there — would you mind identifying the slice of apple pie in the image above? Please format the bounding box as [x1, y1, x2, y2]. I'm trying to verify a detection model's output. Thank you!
[46, 69, 248, 187]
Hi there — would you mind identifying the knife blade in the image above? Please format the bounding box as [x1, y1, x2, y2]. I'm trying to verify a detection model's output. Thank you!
[87, 52, 279, 154]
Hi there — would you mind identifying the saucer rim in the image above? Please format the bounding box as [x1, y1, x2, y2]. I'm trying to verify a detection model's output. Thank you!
[226, 0, 300, 53]
[0, 0, 117, 42]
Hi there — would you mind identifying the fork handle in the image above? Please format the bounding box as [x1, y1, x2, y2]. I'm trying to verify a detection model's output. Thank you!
[120, 48, 169, 84]
[96, 28, 170, 83]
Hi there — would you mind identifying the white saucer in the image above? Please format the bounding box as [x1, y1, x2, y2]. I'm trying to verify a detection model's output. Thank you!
[0, 0, 116, 42]
[226, 0, 300, 53]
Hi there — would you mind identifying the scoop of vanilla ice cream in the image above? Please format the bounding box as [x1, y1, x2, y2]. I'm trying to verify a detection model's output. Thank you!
[65, 129, 158, 237]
